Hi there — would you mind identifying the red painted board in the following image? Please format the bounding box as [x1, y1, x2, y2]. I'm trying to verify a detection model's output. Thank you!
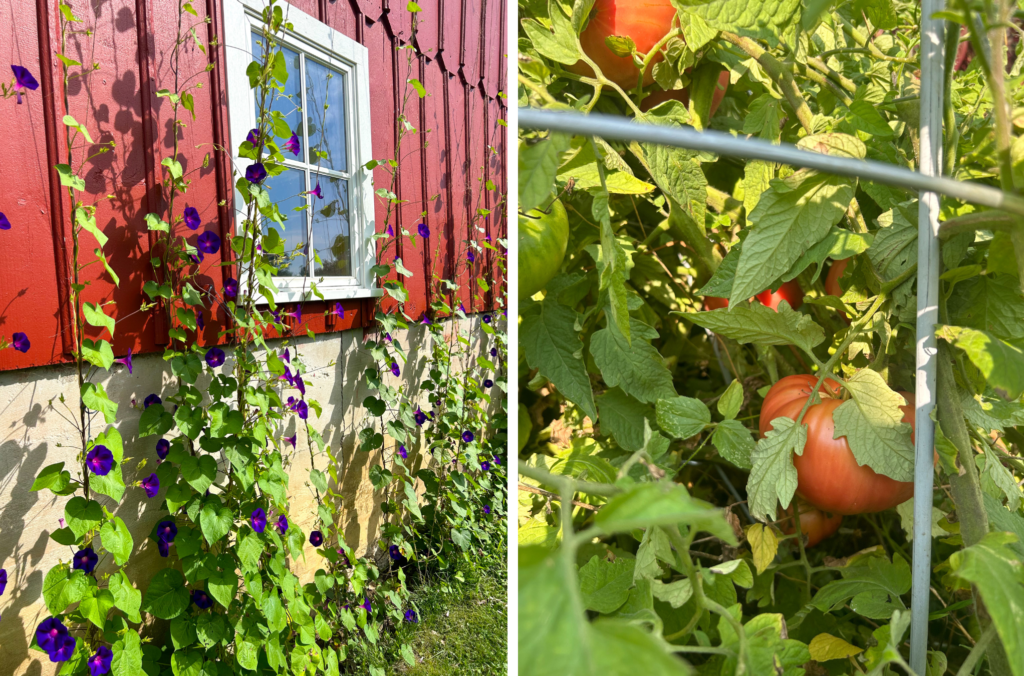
[354, 0, 384, 23]
[439, 0, 462, 77]
[481, 0, 502, 98]
[459, 0, 482, 89]
[322, 0, 362, 41]
[421, 57, 451, 293]
[395, 55, 428, 320]
[412, 0, 439, 61]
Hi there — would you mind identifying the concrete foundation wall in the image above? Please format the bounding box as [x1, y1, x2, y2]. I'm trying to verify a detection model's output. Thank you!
[0, 315, 493, 675]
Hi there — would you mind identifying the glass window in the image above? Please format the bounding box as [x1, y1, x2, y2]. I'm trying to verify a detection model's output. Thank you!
[250, 31, 352, 286]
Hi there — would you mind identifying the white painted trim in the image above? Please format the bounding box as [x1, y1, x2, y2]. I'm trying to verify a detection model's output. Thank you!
[222, 0, 378, 303]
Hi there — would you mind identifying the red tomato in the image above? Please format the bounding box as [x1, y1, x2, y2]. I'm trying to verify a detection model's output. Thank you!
[755, 279, 804, 311]
[779, 498, 842, 548]
[703, 296, 729, 311]
[639, 71, 731, 117]
[759, 375, 916, 515]
[567, 0, 678, 87]
[825, 258, 848, 298]
[703, 280, 804, 312]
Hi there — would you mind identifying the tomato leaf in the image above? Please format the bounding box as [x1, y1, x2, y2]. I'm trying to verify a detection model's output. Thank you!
[746, 417, 806, 521]
[591, 319, 676, 404]
[680, 300, 825, 356]
[832, 369, 915, 482]
[521, 297, 597, 420]
[937, 325, 1024, 401]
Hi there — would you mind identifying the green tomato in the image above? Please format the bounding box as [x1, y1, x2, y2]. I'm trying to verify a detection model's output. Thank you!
[518, 199, 568, 301]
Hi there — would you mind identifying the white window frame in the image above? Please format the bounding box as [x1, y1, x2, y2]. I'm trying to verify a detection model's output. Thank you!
[223, 0, 381, 303]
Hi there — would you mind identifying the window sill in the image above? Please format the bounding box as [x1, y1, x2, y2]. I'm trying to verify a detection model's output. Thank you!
[254, 286, 384, 304]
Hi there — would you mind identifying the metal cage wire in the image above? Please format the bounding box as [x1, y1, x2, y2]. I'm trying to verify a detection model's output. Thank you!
[517, 8, 1019, 667]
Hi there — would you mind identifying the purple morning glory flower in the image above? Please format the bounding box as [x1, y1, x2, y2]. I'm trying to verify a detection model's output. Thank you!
[36, 618, 69, 654]
[224, 278, 238, 299]
[205, 347, 225, 368]
[482, 505, 491, 515]
[294, 374, 305, 396]
[192, 589, 213, 609]
[156, 520, 178, 543]
[483, 314, 492, 324]
[483, 379, 493, 388]
[331, 302, 345, 319]
[282, 131, 300, 156]
[144, 394, 162, 409]
[156, 438, 170, 460]
[86, 446, 113, 476]
[246, 163, 267, 184]
[384, 333, 392, 343]
[0, 568, 6, 596]
[493, 455, 502, 466]
[414, 409, 427, 426]
[48, 634, 76, 663]
[276, 515, 288, 535]
[251, 508, 266, 534]
[481, 461, 491, 471]
[12, 332, 29, 353]
[283, 434, 296, 448]
[88, 645, 113, 676]
[404, 608, 418, 623]
[283, 306, 302, 322]
[385, 224, 394, 237]
[467, 250, 475, 263]
[157, 540, 170, 557]
[390, 361, 400, 377]
[294, 400, 308, 420]
[490, 348, 497, 357]
[458, 302, 466, 313]
[0, 212, 10, 230]
[197, 231, 221, 255]
[114, 348, 132, 374]
[141, 473, 159, 498]
[183, 206, 201, 230]
[417, 223, 429, 238]
[281, 348, 290, 363]
[306, 181, 323, 199]
[398, 445, 407, 460]
[11, 65, 39, 90]
[280, 366, 294, 386]
[73, 547, 98, 574]
[196, 310, 204, 331]
[309, 531, 323, 547]
[362, 597, 372, 612]
[245, 128, 261, 145]
[461, 430, 474, 444]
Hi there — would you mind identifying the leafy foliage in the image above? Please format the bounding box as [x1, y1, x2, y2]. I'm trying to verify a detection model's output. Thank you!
[519, 0, 1024, 672]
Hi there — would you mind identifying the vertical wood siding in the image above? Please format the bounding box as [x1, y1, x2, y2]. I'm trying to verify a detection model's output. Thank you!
[0, 0, 505, 372]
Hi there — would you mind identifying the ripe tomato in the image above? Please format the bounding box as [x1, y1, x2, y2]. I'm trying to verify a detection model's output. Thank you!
[825, 258, 848, 298]
[755, 280, 804, 311]
[639, 71, 731, 117]
[779, 498, 842, 548]
[759, 375, 915, 515]
[704, 280, 804, 312]
[519, 199, 569, 301]
[567, 0, 678, 87]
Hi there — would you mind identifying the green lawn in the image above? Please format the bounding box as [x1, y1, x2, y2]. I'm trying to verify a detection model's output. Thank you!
[388, 556, 508, 676]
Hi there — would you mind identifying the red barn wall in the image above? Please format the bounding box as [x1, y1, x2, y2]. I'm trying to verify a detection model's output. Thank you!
[0, 0, 506, 373]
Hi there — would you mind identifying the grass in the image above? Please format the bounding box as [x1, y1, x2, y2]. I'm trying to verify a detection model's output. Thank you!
[387, 553, 508, 676]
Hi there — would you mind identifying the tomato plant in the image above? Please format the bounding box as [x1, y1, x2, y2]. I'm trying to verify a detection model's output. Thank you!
[520, 0, 1024, 673]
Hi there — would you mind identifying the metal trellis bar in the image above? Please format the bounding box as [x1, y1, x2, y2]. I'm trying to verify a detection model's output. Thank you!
[912, 0, 946, 670]
[518, 108, 1024, 216]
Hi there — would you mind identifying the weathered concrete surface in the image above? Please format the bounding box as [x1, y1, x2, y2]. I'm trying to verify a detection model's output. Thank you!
[0, 315, 494, 675]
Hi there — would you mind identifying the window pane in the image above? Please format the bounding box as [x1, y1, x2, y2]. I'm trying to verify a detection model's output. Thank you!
[311, 175, 351, 277]
[263, 168, 309, 278]
[305, 60, 347, 173]
[251, 33, 303, 157]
